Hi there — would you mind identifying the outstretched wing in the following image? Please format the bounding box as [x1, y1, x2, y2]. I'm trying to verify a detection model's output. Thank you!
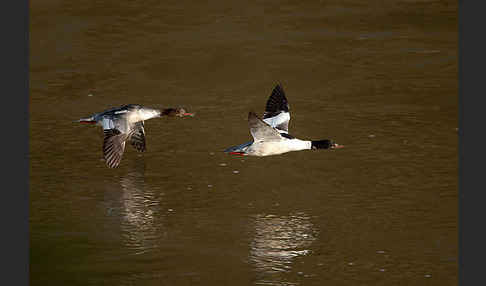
[129, 121, 146, 152]
[263, 84, 290, 133]
[248, 111, 282, 142]
[103, 129, 129, 168]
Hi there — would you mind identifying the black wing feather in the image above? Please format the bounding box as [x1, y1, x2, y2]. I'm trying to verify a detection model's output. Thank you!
[129, 122, 146, 152]
[263, 84, 290, 119]
[103, 129, 128, 168]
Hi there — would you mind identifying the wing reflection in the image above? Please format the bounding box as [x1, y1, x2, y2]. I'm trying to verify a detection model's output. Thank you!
[118, 161, 163, 254]
[250, 212, 317, 282]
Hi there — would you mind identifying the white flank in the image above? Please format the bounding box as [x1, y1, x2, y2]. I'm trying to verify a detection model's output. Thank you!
[247, 139, 311, 156]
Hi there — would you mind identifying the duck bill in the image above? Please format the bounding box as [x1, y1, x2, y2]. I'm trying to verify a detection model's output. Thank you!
[331, 143, 344, 149]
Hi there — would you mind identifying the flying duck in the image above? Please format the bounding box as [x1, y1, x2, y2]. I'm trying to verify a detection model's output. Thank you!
[78, 104, 194, 168]
[224, 84, 342, 156]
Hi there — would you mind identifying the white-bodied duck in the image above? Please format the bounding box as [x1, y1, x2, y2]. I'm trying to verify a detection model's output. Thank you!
[78, 104, 194, 168]
[224, 84, 343, 156]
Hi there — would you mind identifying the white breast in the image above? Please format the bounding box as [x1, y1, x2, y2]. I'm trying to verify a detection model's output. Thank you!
[128, 111, 143, 123]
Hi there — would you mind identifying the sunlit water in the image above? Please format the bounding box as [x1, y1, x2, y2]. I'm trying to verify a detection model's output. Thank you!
[30, 0, 457, 285]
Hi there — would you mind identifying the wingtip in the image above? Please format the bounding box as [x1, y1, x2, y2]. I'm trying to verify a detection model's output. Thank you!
[270, 83, 287, 99]
[274, 82, 284, 91]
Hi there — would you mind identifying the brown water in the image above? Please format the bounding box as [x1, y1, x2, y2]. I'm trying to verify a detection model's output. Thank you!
[30, 1, 457, 285]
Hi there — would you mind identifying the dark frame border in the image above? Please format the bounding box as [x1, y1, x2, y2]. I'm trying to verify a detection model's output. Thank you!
[459, 1, 485, 285]
[4, 0, 29, 285]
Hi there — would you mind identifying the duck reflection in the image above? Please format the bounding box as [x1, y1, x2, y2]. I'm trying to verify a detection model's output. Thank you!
[250, 212, 318, 278]
[118, 160, 163, 254]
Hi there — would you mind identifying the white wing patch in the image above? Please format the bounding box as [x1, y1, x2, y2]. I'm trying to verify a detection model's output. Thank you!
[263, 112, 290, 133]
[101, 118, 115, 130]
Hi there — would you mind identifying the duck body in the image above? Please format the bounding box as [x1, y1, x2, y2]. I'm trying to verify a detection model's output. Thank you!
[80, 104, 160, 129]
[225, 138, 311, 156]
[224, 84, 341, 157]
[78, 104, 193, 168]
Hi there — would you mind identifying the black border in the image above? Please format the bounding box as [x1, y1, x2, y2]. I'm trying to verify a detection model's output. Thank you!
[4, 0, 29, 285]
[459, 1, 486, 286]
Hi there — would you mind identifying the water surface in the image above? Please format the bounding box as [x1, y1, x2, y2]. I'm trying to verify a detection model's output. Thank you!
[30, 1, 457, 285]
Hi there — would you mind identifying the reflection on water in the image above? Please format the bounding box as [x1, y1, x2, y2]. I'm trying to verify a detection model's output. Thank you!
[118, 161, 163, 255]
[250, 212, 317, 285]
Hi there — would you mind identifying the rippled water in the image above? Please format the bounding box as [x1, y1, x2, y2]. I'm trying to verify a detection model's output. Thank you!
[30, 1, 457, 285]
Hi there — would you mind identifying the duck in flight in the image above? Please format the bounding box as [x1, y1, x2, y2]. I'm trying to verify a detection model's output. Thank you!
[224, 84, 343, 156]
[78, 104, 194, 168]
